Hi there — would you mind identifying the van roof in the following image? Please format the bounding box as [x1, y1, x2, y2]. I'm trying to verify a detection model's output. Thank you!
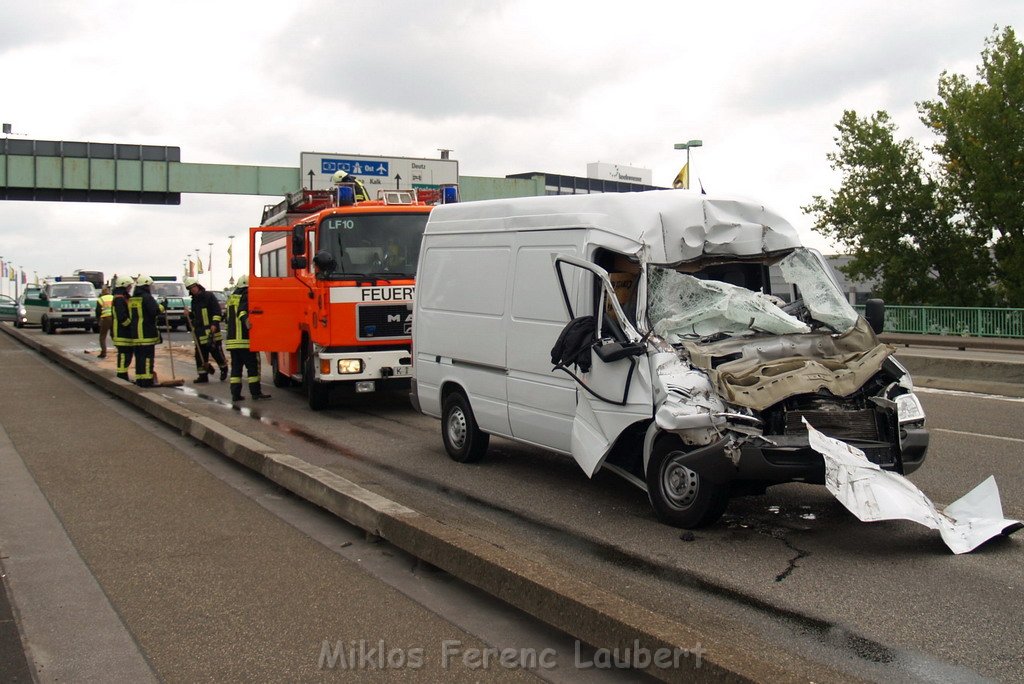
[425, 190, 802, 263]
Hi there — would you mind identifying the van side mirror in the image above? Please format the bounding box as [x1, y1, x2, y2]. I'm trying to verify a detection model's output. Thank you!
[291, 225, 306, 256]
[291, 256, 308, 270]
[593, 339, 645, 363]
[865, 298, 885, 334]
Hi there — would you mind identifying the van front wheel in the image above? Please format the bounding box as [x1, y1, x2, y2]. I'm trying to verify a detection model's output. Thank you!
[442, 392, 489, 463]
[646, 439, 729, 528]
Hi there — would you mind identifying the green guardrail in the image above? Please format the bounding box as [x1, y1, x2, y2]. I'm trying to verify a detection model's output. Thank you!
[853, 305, 1024, 338]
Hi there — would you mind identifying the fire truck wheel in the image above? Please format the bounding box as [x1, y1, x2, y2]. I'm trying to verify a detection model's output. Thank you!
[272, 354, 292, 388]
[305, 354, 330, 410]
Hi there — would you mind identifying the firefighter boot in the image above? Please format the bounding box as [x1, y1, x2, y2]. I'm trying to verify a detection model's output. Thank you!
[251, 382, 271, 400]
[194, 373, 209, 384]
[219, 366, 228, 382]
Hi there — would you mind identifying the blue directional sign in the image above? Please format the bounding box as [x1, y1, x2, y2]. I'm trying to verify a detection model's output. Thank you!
[320, 158, 390, 176]
[302, 151, 459, 192]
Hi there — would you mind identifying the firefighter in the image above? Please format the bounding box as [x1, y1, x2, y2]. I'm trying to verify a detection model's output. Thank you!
[128, 274, 162, 388]
[331, 170, 369, 202]
[111, 276, 135, 381]
[184, 276, 228, 383]
[224, 275, 270, 401]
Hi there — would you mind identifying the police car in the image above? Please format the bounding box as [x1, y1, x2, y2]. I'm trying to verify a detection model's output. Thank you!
[22, 277, 98, 334]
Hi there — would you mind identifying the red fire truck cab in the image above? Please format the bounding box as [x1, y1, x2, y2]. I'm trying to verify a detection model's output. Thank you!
[248, 184, 453, 409]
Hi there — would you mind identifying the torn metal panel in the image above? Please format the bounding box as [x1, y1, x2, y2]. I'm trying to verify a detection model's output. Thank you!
[805, 420, 1022, 553]
[681, 318, 892, 411]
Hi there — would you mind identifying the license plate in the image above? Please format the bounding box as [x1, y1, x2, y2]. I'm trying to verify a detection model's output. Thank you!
[391, 365, 411, 377]
[68, 317, 85, 323]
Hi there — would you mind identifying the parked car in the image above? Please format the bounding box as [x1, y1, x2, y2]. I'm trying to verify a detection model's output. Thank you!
[150, 278, 190, 331]
[0, 294, 16, 322]
[14, 286, 40, 328]
[22, 279, 98, 334]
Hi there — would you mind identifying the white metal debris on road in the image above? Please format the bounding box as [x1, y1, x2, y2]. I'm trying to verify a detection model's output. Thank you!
[804, 420, 1023, 553]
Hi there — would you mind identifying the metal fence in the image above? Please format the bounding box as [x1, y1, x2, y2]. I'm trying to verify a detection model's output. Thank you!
[853, 305, 1024, 338]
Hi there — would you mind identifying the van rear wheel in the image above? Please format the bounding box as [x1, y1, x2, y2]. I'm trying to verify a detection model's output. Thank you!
[646, 438, 729, 528]
[442, 392, 488, 463]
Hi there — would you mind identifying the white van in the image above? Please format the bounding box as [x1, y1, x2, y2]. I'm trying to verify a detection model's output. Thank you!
[411, 191, 928, 527]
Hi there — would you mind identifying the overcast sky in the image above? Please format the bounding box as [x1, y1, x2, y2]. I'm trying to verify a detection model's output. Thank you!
[1, 0, 1021, 291]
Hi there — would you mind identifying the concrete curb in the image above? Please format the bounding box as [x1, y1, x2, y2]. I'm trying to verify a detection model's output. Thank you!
[2, 324, 847, 683]
[893, 354, 1024, 398]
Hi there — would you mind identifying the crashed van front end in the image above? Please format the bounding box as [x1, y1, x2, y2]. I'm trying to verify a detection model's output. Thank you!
[644, 247, 928, 502]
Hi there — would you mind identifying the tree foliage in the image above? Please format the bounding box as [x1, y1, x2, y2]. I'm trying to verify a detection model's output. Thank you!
[807, 27, 1024, 306]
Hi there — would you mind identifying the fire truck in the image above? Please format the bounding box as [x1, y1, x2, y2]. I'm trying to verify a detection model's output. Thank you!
[248, 182, 456, 409]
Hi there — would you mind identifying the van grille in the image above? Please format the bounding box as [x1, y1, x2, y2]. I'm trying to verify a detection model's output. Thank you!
[357, 304, 411, 340]
[784, 408, 880, 441]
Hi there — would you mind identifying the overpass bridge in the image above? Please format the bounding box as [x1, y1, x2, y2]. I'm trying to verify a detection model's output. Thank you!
[1, 137, 661, 205]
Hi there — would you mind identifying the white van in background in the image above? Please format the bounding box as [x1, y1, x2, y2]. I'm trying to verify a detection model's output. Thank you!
[411, 191, 928, 528]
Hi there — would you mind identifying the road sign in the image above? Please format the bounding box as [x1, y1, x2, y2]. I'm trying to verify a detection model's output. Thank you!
[300, 152, 458, 194]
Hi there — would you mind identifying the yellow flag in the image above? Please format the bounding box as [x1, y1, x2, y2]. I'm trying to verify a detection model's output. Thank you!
[196, 256, 204, 274]
[227, 243, 233, 269]
[672, 163, 689, 189]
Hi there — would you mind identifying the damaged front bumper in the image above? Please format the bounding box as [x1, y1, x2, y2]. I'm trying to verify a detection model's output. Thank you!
[676, 428, 929, 486]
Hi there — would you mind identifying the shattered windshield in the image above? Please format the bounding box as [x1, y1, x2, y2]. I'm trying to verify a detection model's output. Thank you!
[648, 248, 859, 341]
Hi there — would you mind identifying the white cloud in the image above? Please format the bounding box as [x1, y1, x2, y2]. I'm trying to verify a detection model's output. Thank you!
[1, 0, 1021, 288]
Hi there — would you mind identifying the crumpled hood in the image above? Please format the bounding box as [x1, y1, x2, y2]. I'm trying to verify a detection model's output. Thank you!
[680, 318, 891, 411]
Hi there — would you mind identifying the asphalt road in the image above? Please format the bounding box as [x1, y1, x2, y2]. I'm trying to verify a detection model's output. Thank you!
[10, 327, 1024, 681]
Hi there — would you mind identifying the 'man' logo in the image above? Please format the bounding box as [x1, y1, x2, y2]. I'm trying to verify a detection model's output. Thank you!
[387, 314, 402, 323]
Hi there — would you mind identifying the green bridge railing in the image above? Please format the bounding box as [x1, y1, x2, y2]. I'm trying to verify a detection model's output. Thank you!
[853, 305, 1024, 338]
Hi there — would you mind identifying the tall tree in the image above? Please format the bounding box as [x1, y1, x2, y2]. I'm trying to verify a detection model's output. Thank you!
[804, 111, 993, 305]
[920, 27, 1024, 304]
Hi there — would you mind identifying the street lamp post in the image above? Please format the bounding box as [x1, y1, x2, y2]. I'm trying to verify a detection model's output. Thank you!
[228, 235, 235, 287]
[673, 139, 703, 189]
[208, 242, 214, 289]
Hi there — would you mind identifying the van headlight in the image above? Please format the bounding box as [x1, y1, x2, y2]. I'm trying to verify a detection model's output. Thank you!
[896, 393, 926, 425]
[337, 359, 364, 374]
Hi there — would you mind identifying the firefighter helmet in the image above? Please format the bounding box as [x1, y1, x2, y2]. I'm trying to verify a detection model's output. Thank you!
[234, 274, 249, 289]
[183, 276, 200, 289]
[135, 274, 154, 286]
[115, 275, 134, 288]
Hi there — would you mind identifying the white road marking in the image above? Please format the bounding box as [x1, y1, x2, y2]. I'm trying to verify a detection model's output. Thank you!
[916, 386, 1024, 403]
[934, 428, 1024, 445]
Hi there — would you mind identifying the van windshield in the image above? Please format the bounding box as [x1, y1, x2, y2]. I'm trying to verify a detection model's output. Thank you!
[49, 283, 95, 298]
[318, 213, 428, 278]
[151, 282, 186, 298]
[647, 248, 859, 341]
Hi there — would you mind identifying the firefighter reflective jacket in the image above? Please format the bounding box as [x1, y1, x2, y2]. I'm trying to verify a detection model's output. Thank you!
[96, 293, 114, 319]
[225, 288, 250, 351]
[111, 288, 135, 347]
[128, 287, 163, 345]
[189, 287, 222, 345]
